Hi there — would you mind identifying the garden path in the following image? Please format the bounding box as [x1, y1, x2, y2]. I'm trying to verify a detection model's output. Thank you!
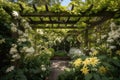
[47, 60, 69, 80]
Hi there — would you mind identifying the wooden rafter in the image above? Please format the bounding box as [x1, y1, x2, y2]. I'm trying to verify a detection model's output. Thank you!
[20, 11, 116, 22]
[3, 3, 120, 29]
[19, 3, 24, 13]
[33, 4, 38, 12]
[29, 20, 77, 24]
[45, 5, 52, 22]
[31, 25, 82, 29]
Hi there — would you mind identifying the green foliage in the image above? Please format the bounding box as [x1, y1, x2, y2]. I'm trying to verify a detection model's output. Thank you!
[1, 0, 120, 80]
[85, 73, 92, 80]
[54, 50, 67, 57]
[22, 53, 51, 80]
[50, 4, 67, 12]
[1, 69, 27, 80]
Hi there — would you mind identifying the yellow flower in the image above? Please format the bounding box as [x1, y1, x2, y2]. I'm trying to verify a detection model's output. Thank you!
[83, 58, 91, 67]
[116, 50, 120, 55]
[83, 57, 100, 67]
[73, 58, 82, 67]
[98, 66, 107, 74]
[89, 57, 100, 67]
[81, 67, 89, 75]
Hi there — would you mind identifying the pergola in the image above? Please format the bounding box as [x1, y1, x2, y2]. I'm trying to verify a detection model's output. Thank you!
[17, 4, 119, 29]
[3, 3, 120, 29]
[3, 3, 120, 48]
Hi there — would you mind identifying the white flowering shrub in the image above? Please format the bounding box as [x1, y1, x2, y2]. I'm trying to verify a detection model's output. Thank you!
[107, 22, 120, 51]
[0, 9, 52, 80]
[68, 47, 84, 59]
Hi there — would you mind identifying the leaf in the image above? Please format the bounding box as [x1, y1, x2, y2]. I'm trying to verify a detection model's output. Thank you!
[101, 77, 108, 80]
[102, 62, 114, 68]
[111, 59, 120, 67]
[85, 73, 92, 80]
[93, 73, 101, 80]
[98, 55, 107, 60]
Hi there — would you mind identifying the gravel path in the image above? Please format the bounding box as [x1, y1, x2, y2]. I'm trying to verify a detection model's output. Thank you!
[48, 60, 69, 80]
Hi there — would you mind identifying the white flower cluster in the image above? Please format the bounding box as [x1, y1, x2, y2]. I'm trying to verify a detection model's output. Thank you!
[41, 65, 46, 71]
[25, 47, 35, 54]
[17, 30, 32, 46]
[108, 31, 120, 42]
[21, 19, 32, 30]
[37, 29, 44, 35]
[6, 66, 15, 73]
[9, 13, 35, 63]
[101, 35, 107, 39]
[12, 11, 19, 18]
[10, 23, 17, 32]
[10, 44, 18, 54]
[17, 36, 27, 43]
[9, 44, 21, 61]
[107, 22, 120, 49]
[18, 30, 23, 35]
[68, 47, 84, 56]
[0, 38, 5, 44]
[24, 22, 31, 29]
[110, 22, 118, 31]
[21, 46, 35, 54]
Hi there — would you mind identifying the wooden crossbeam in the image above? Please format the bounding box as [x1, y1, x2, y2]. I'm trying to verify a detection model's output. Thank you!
[20, 11, 115, 17]
[31, 26, 81, 29]
[29, 20, 77, 24]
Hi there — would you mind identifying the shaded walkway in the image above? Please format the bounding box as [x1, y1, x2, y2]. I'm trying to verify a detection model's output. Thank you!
[48, 60, 70, 80]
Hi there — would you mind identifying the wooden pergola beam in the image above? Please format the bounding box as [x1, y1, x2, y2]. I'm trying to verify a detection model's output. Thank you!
[29, 20, 77, 24]
[20, 11, 115, 17]
[71, 5, 74, 11]
[45, 4, 49, 11]
[31, 26, 81, 29]
[19, 3, 24, 13]
[33, 4, 38, 12]
[45, 5, 52, 22]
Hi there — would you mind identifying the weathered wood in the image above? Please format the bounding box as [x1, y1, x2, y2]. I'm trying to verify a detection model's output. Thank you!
[33, 4, 38, 12]
[19, 3, 24, 13]
[31, 26, 81, 29]
[20, 11, 116, 17]
[29, 20, 77, 24]
[71, 5, 74, 11]
[45, 4, 49, 11]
